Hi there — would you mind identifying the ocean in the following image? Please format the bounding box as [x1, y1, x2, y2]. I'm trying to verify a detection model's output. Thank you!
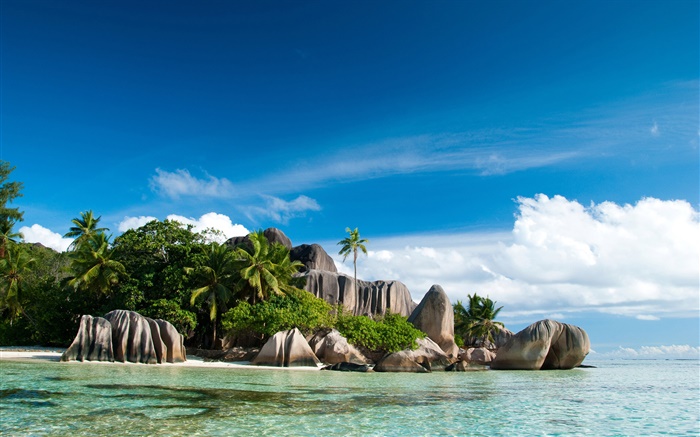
[1, 358, 698, 436]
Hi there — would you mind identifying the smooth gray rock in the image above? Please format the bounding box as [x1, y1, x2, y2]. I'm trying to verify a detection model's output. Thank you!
[252, 328, 321, 367]
[302, 269, 417, 317]
[374, 337, 452, 373]
[462, 347, 496, 365]
[155, 319, 187, 363]
[290, 244, 337, 273]
[146, 317, 167, 364]
[490, 319, 590, 370]
[408, 285, 459, 358]
[61, 315, 114, 362]
[104, 310, 158, 364]
[226, 227, 292, 251]
[445, 361, 489, 371]
[309, 329, 370, 365]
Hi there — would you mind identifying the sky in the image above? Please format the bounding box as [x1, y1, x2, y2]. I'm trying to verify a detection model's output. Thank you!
[2, 1, 698, 357]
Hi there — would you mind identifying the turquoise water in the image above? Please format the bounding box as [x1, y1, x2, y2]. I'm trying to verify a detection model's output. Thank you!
[1, 358, 698, 436]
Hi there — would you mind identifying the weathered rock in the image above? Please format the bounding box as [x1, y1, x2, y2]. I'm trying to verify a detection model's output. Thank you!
[462, 347, 496, 365]
[104, 310, 158, 364]
[303, 269, 417, 317]
[290, 244, 337, 273]
[61, 315, 114, 362]
[374, 337, 452, 373]
[252, 328, 321, 367]
[226, 227, 292, 251]
[322, 362, 372, 372]
[308, 329, 370, 365]
[146, 318, 166, 363]
[445, 361, 489, 371]
[408, 285, 459, 358]
[155, 319, 187, 363]
[490, 319, 590, 370]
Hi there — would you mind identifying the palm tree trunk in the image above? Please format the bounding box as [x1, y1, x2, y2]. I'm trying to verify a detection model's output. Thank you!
[211, 321, 217, 349]
[353, 248, 358, 295]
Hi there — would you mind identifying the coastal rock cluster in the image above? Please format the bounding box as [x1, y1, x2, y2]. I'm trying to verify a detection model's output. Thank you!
[61, 310, 186, 364]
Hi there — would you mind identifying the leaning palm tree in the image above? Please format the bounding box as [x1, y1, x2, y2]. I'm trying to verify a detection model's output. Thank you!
[457, 293, 504, 349]
[64, 210, 108, 250]
[337, 227, 368, 294]
[235, 230, 287, 304]
[187, 243, 239, 348]
[67, 232, 125, 295]
[0, 244, 35, 324]
[0, 218, 22, 258]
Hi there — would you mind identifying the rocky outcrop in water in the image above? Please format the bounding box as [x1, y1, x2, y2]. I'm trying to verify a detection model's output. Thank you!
[61, 315, 114, 362]
[408, 284, 459, 358]
[308, 329, 370, 365]
[462, 347, 496, 365]
[374, 337, 453, 373]
[303, 269, 417, 317]
[61, 310, 186, 364]
[490, 319, 590, 370]
[252, 328, 321, 367]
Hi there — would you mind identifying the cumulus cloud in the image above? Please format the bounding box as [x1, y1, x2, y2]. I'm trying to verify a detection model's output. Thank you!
[595, 344, 700, 360]
[247, 195, 321, 224]
[19, 224, 72, 252]
[117, 216, 157, 232]
[149, 168, 235, 199]
[166, 212, 249, 243]
[331, 195, 699, 320]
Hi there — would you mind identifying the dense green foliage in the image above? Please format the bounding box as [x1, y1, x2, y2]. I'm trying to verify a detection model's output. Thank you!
[335, 312, 426, 353]
[221, 288, 333, 340]
[454, 293, 504, 348]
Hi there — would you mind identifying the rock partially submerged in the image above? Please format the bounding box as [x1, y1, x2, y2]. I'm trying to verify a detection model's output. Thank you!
[408, 284, 459, 358]
[461, 347, 496, 365]
[308, 329, 370, 365]
[252, 328, 321, 367]
[374, 337, 453, 373]
[490, 319, 590, 370]
[321, 362, 372, 372]
[61, 310, 186, 364]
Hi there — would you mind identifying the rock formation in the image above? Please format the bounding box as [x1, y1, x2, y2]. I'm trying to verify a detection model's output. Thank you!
[445, 361, 489, 371]
[308, 329, 370, 365]
[461, 347, 496, 365]
[490, 319, 590, 370]
[290, 243, 337, 273]
[226, 227, 293, 251]
[252, 328, 321, 367]
[61, 310, 186, 364]
[407, 284, 459, 358]
[61, 315, 114, 362]
[303, 269, 417, 317]
[374, 337, 453, 373]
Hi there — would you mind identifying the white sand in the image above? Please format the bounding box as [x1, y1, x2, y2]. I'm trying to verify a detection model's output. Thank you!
[0, 349, 323, 371]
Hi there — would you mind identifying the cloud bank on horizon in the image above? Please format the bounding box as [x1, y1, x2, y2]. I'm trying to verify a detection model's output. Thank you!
[21, 194, 699, 325]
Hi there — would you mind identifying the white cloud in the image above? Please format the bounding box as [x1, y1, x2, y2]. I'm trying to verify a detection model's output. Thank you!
[117, 216, 157, 232]
[19, 224, 72, 252]
[650, 121, 660, 136]
[247, 195, 321, 224]
[166, 212, 249, 243]
[328, 195, 700, 320]
[149, 168, 235, 199]
[596, 345, 700, 360]
[636, 314, 660, 321]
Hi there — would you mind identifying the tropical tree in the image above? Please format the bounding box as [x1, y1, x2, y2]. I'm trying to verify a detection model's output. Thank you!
[337, 227, 368, 294]
[64, 210, 108, 250]
[0, 218, 22, 259]
[67, 233, 125, 295]
[0, 161, 24, 223]
[187, 242, 239, 347]
[454, 293, 504, 349]
[235, 230, 303, 304]
[0, 244, 35, 324]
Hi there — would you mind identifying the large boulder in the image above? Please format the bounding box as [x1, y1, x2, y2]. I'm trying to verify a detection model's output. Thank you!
[374, 337, 452, 373]
[104, 310, 159, 364]
[490, 319, 590, 370]
[308, 329, 370, 365]
[61, 315, 114, 362]
[303, 269, 417, 317]
[252, 328, 321, 367]
[462, 347, 496, 365]
[290, 244, 337, 273]
[408, 285, 459, 358]
[226, 227, 292, 251]
[155, 319, 187, 363]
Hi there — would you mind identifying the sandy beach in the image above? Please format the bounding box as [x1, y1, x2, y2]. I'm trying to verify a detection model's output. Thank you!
[0, 348, 323, 371]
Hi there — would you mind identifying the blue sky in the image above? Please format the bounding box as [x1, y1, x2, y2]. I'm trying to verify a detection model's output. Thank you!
[2, 1, 698, 356]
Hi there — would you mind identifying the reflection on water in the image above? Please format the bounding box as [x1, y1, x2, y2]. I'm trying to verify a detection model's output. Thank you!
[0, 359, 698, 436]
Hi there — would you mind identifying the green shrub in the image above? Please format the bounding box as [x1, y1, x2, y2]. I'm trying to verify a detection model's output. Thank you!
[336, 312, 426, 353]
[139, 299, 197, 334]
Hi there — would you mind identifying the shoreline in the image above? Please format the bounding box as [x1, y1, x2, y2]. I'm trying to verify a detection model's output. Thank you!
[0, 349, 323, 371]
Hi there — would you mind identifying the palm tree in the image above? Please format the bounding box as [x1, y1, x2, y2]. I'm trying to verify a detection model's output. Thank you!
[67, 233, 125, 295]
[64, 210, 108, 250]
[337, 227, 368, 294]
[0, 244, 35, 324]
[454, 293, 504, 349]
[235, 230, 294, 304]
[0, 218, 22, 258]
[187, 243, 239, 347]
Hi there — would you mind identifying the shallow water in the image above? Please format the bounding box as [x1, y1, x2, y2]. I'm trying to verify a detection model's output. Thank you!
[1, 359, 698, 436]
